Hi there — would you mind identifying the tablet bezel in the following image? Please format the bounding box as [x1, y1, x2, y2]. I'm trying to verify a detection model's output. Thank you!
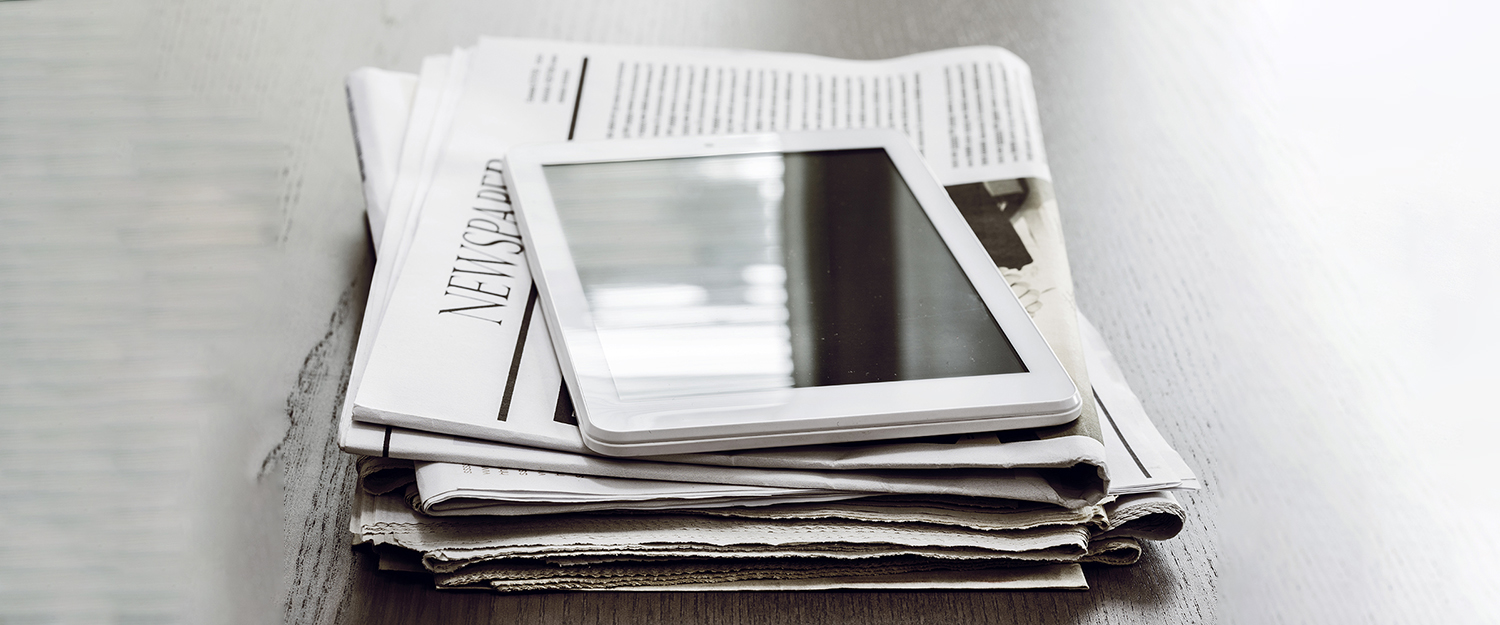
[506, 130, 1080, 456]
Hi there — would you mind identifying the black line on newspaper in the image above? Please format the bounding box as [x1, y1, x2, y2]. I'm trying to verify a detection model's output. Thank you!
[381, 426, 392, 458]
[567, 57, 589, 141]
[1096, 389, 1150, 478]
[553, 383, 578, 426]
[497, 285, 540, 421]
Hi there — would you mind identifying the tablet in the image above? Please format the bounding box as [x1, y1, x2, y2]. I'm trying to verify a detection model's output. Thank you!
[506, 130, 1080, 456]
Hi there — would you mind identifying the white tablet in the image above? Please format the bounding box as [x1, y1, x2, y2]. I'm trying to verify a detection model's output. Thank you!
[505, 130, 1081, 456]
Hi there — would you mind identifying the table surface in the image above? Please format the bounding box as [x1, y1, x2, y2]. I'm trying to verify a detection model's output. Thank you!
[4, 0, 1498, 623]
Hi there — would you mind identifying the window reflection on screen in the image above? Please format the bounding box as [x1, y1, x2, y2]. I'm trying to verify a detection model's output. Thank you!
[543, 148, 1024, 401]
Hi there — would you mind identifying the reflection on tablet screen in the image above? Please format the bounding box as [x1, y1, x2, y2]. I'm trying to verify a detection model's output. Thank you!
[544, 148, 1025, 401]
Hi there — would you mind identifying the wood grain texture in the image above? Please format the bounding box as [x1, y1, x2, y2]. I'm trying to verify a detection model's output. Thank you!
[4, 0, 1496, 623]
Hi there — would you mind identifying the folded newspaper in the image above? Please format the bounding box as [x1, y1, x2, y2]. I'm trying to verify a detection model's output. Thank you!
[351, 487, 1183, 592]
[337, 37, 1196, 591]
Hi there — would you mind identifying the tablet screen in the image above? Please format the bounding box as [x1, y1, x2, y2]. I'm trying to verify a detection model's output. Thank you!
[543, 148, 1026, 401]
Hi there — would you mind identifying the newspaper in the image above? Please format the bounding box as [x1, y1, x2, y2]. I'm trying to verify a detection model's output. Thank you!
[361, 539, 1090, 591]
[350, 486, 1171, 591]
[337, 39, 1195, 593]
[344, 68, 416, 241]
[1081, 315, 1200, 493]
[338, 39, 1110, 504]
[412, 463, 865, 516]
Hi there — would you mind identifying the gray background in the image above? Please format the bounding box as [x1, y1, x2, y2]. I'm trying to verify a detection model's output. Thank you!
[3, 0, 1497, 622]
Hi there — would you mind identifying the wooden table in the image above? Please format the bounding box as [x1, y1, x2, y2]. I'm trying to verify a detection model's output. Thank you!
[5, 0, 1496, 622]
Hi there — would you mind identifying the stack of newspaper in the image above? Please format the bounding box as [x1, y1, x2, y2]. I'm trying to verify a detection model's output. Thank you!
[337, 37, 1197, 592]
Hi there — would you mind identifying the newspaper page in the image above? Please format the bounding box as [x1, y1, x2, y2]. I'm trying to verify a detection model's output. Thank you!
[349, 428, 1091, 507]
[363, 51, 468, 345]
[343, 38, 1106, 482]
[1080, 315, 1200, 493]
[344, 68, 416, 241]
[349, 488, 1152, 591]
[412, 463, 862, 516]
